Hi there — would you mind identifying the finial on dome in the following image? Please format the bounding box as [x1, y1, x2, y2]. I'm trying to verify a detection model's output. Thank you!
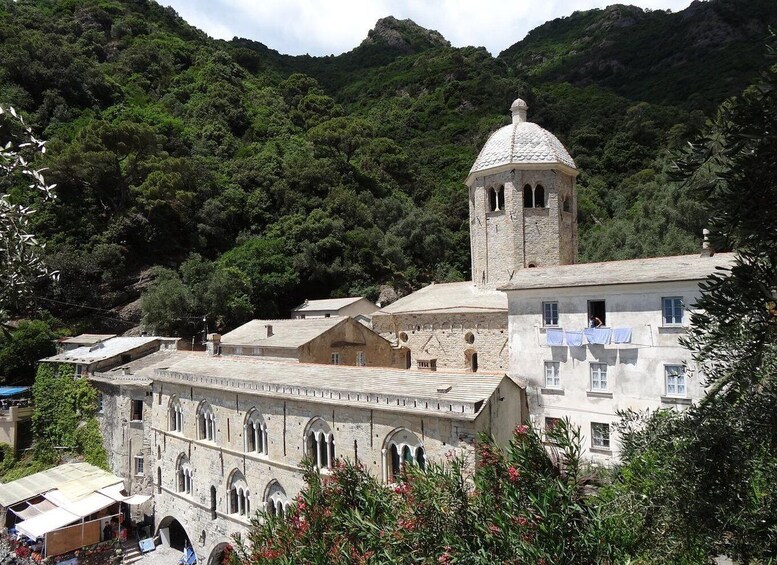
[511, 98, 528, 124]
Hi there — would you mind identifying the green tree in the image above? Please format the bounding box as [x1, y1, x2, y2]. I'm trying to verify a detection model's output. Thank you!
[0, 320, 57, 385]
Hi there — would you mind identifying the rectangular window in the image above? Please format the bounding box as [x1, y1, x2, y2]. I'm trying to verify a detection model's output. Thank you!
[588, 300, 606, 326]
[590, 363, 608, 391]
[544, 417, 562, 432]
[544, 361, 560, 388]
[131, 399, 143, 421]
[134, 455, 144, 476]
[97, 393, 104, 414]
[234, 346, 243, 355]
[591, 423, 610, 449]
[662, 297, 684, 326]
[356, 351, 366, 366]
[330, 352, 340, 365]
[75, 364, 84, 377]
[542, 302, 559, 326]
[665, 365, 687, 396]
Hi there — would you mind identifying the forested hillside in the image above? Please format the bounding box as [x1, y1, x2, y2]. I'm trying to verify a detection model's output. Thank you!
[0, 0, 775, 340]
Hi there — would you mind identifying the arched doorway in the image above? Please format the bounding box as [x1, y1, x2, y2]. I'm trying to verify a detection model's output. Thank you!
[208, 542, 233, 565]
[157, 516, 192, 552]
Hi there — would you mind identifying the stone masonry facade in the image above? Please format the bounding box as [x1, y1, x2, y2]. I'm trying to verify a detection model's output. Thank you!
[469, 169, 576, 290]
[372, 312, 509, 372]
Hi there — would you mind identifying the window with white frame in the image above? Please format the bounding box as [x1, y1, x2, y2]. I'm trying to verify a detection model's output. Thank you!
[542, 301, 559, 326]
[134, 454, 144, 476]
[384, 428, 426, 482]
[306, 418, 335, 470]
[356, 351, 366, 366]
[590, 363, 608, 391]
[330, 352, 340, 365]
[228, 470, 250, 516]
[169, 397, 183, 433]
[591, 422, 610, 450]
[176, 454, 192, 494]
[244, 409, 268, 456]
[265, 481, 289, 519]
[662, 296, 684, 326]
[198, 402, 216, 442]
[665, 365, 687, 397]
[544, 361, 560, 388]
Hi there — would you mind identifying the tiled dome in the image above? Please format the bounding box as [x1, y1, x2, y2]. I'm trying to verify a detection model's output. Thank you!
[469, 100, 576, 176]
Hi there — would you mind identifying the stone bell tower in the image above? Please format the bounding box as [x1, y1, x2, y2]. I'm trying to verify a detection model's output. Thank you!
[465, 98, 578, 289]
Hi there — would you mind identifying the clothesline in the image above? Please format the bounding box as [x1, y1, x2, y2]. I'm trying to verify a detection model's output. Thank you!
[545, 327, 632, 346]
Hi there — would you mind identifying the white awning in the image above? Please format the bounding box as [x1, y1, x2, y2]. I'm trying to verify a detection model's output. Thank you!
[16, 507, 80, 539]
[122, 494, 151, 505]
[12, 499, 57, 520]
[43, 490, 115, 518]
[96, 483, 150, 505]
[96, 482, 126, 501]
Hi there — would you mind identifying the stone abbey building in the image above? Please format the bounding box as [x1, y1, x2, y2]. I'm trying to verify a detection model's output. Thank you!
[54, 98, 734, 563]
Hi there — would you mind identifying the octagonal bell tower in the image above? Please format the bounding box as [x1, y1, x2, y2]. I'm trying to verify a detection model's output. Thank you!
[465, 98, 578, 289]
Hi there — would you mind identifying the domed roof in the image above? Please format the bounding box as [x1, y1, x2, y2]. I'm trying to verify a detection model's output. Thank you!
[467, 99, 576, 182]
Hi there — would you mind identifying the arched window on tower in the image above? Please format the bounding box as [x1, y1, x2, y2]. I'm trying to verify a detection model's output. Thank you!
[197, 401, 216, 442]
[305, 418, 335, 470]
[523, 184, 533, 208]
[488, 187, 497, 212]
[176, 454, 192, 495]
[535, 184, 545, 208]
[384, 429, 426, 482]
[496, 185, 505, 210]
[244, 409, 268, 456]
[227, 470, 250, 517]
[168, 397, 182, 433]
[265, 481, 289, 519]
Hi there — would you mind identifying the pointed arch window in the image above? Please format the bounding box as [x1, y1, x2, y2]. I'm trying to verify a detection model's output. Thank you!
[523, 184, 533, 208]
[228, 470, 250, 517]
[488, 187, 497, 212]
[265, 481, 289, 520]
[305, 418, 335, 470]
[197, 402, 216, 442]
[176, 454, 193, 495]
[244, 409, 268, 456]
[496, 185, 505, 210]
[169, 397, 183, 433]
[384, 429, 426, 482]
[534, 184, 545, 208]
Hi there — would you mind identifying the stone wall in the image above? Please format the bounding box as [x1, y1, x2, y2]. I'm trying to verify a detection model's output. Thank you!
[372, 312, 508, 372]
[299, 318, 406, 368]
[93, 382, 154, 522]
[150, 379, 493, 562]
[469, 168, 577, 290]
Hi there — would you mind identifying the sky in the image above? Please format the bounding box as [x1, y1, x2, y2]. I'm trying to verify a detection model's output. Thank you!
[160, 0, 696, 57]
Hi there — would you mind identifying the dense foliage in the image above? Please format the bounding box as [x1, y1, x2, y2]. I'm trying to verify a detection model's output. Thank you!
[596, 40, 777, 563]
[0, 319, 57, 385]
[31, 363, 107, 469]
[0, 0, 774, 337]
[232, 421, 612, 564]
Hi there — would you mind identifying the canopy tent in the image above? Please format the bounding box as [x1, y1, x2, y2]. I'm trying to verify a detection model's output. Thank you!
[16, 507, 80, 539]
[43, 490, 116, 519]
[97, 483, 151, 506]
[0, 463, 122, 508]
[11, 499, 57, 521]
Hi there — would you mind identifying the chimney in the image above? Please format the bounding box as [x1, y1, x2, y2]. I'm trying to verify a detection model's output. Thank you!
[264, 324, 273, 338]
[701, 229, 714, 257]
[206, 333, 221, 356]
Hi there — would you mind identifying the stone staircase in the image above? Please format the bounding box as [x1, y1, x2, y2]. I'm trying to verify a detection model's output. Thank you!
[121, 539, 143, 565]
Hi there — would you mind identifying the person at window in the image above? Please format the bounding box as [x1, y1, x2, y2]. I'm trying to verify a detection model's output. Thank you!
[589, 315, 603, 328]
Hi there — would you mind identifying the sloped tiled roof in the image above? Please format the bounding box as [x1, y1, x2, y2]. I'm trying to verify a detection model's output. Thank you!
[43, 337, 160, 364]
[292, 297, 369, 312]
[220, 317, 345, 348]
[499, 253, 737, 291]
[375, 282, 507, 315]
